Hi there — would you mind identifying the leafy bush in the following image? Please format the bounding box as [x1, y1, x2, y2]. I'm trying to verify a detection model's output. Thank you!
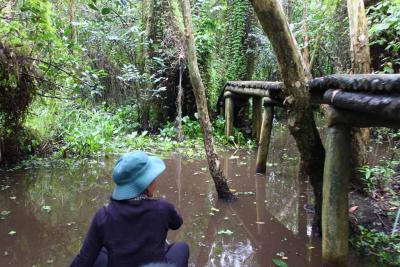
[159, 115, 250, 147]
[359, 161, 398, 195]
[351, 226, 400, 266]
[25, 100, 141, 157]
[368, 0, 400, 73]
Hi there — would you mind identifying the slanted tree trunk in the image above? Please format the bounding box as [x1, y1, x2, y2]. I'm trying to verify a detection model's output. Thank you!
[180, 0, 233, 199]
[347, 0, 371, 187]
[249, 0, 325, 232]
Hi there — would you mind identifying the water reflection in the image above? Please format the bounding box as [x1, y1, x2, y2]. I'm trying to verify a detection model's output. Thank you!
[0, 149, 326, 266]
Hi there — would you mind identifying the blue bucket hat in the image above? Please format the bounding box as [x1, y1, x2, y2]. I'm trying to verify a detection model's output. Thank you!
[112, 151, 166, 200]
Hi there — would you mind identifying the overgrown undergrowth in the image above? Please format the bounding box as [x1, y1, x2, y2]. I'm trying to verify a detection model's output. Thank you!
[23, 99, 253, 162]
[351, 133, 400, 266]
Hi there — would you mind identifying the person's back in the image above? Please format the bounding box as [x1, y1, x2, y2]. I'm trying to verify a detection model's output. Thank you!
[70, 151, 189, 267]
[101, 198, 182, 266]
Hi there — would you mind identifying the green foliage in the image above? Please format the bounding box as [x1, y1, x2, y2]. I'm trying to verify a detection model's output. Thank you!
[159, 115, 250, 147]
[222, 0, 251, 81]
[359, 161, 398, 195]
[291, 0, 350, 75]
[0, 0, 57, 46]
[26, 100, 138, 156]
[0, 42, 39, 164]
[368, 0, 400, 73]
[272, 258, 289, 267]
[351, 226, 400, 266]
[192, 0, 225, 108]
[25, 99, 253, 160]
[251, 27, 279, 80]
[181, 115, 203, 139]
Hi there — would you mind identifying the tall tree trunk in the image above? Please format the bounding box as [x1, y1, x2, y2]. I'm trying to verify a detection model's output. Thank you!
[180, 0, 234, 200]
[67, 0, 78, 44]
[302, 0, 311, 72]
[249, 0, 325, 232]
[347, 0, 371, 74]
[347, 0, 371, 187]
[139, 0, 155, 130]
[333, 1, 352, 72]
[176, 56, 184, 142]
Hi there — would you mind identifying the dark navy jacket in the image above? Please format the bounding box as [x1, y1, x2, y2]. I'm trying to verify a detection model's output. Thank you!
[70, 198, 183, 267]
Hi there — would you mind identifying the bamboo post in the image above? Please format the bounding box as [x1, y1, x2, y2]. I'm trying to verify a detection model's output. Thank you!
[322, 123, 351, 266]
[224, 92, 234, 137]
[255, 100, 274, 174]
[252, 96, 262, 141]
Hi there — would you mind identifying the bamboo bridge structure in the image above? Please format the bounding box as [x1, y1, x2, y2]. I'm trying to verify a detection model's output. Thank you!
[217, 74, 400, 265]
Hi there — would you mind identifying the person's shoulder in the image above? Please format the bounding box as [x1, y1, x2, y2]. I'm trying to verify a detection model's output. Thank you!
[150, 198, 176, 211]
[93, 203, 110, 224]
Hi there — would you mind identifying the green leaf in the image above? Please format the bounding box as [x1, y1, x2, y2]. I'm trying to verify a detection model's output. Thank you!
[88, 3, 98, 11]
[383, 65, 394, 74]
[272, 259, 288, 267]
[101, 8, 112, 15]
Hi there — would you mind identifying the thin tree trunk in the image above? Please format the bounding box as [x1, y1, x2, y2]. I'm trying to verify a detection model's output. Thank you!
[309, 34, 321, 70]
[302, 0, 311, 72]
[249, 0, 325, 232]
[244, 7, 257, 80]
[180, 0, 234, 199]
[333, 1, 352, 72]
[68, 0, 78, 44]
[176, 56, 184, 142]
[139, 0, 155, 130]
[347, 0, 371, 187]
[285, 0, 293, 24]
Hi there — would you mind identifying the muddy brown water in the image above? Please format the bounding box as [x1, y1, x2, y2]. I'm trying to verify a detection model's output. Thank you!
[0, 129, 385, 266]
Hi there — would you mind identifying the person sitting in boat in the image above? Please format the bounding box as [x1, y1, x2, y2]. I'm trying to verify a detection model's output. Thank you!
[70, 151, 189, 267]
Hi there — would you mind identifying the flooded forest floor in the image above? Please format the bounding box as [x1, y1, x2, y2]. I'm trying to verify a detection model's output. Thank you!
[0, 125, 399, 266]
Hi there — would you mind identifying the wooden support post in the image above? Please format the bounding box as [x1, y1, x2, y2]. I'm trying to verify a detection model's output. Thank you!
[219, 104, 224, 118]
[322, 123, 351, 266]
[255, 101, 274, 174]
[252, 97, 262, 141]
[224, 92, 234, 137]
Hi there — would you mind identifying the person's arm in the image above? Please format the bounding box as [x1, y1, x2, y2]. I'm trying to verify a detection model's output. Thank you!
[168, 203, 183, 230]
[70, 211, 104, 267]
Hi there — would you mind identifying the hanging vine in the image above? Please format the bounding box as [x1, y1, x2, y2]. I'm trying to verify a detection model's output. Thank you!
[222, 0, 254, 81]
